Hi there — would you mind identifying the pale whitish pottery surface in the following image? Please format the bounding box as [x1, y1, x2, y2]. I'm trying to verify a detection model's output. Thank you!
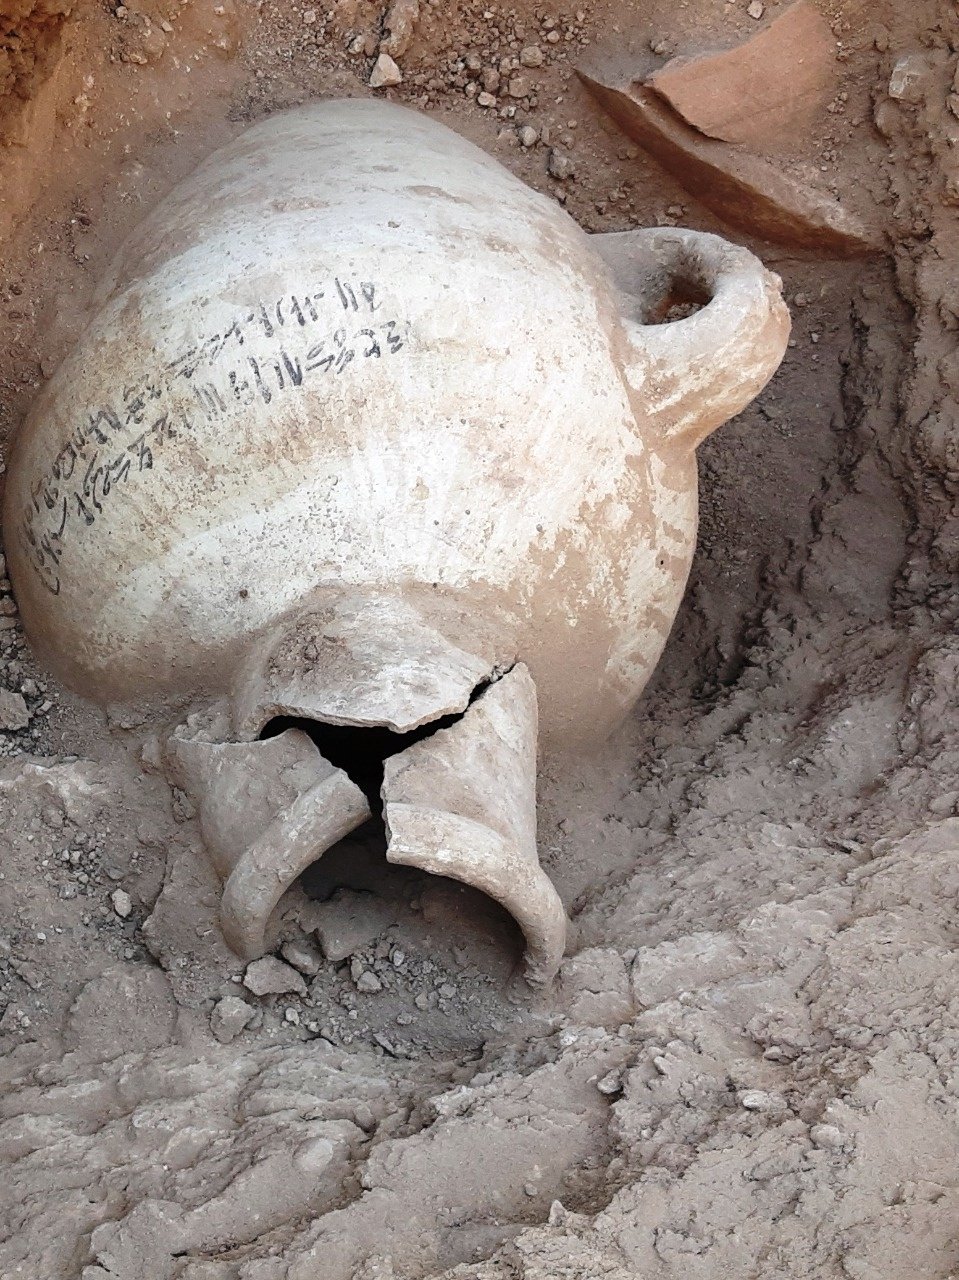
[4, 99, 789, 745]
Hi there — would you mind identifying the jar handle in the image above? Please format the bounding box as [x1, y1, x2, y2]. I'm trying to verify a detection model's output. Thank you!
[592, 227, 790, 452]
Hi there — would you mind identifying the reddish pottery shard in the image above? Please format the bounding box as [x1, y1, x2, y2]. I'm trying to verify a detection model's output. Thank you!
[646, 0, 838, 148]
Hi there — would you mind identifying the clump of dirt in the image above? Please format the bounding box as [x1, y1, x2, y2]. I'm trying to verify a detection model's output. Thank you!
[1, 1, 958, 1278]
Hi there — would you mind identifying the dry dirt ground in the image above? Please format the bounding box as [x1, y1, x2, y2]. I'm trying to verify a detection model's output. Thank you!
[0, 0, 958, 1277]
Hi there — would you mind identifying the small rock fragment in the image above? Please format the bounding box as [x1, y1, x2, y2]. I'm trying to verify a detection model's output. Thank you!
[210, 995, 255, 1043]
[350, 957, 383, 994]
[520, 45, 544, 67]
[596, 1069, 623, 1096]
[380, 0, 419, 59]
[508, 74, 532, 98]
[243, 956, 308, 997]
[477, 91, 497, 108]
[110, 889, 133, 919]
[281, 936, 324, 975]
[370, 53, 403, 89]
[547, 148, 575, 179]
[888, 53, 929, 103]
[747, 0, 764, 17]
[739, 1089, 782, 1111]
[518, 125, 538, 147]
[0, 688, 30, 731]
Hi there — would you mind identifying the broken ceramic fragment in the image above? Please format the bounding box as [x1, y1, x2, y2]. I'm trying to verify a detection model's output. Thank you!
[646, 0, 837, 148]
[578, 70, 880, 257]
[3, 100, 790, 982]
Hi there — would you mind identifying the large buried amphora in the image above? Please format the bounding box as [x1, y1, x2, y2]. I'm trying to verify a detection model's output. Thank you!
[3, 101, 790, 984]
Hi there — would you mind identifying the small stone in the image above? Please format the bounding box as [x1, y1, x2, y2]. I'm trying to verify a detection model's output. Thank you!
[355, 969, 383, 994]
[477, 91, 497, 108]
[888, 54, 927, 102]
[596, 1069, 623, 1096]
[547, 148, 575, 180]
[739, 1089, 781, 1111]
[414, 991, 430, 1009]
[810, 1123, 844, 1149]
[0, 688, 30, 731]
[438, 982, 457, 999]
[747, 0, 764, 17]
[518, 125, 538, 147]
[480, 67, 500, 93]
[302, 7, 317, 22]
[110, 889, 133, 919]
[347, 33, 366, 54]
[281, 936, 324, 975]
[369, 53, 403, 89]
[507, 74, 532, 98]
[210, 995, 254, 1043]
[519, 45, 543, 67]
[284, 1006, 301, 1024]
[380, 0, 420, 58]
[390, 947, 406, 967]
[243, 956, 308, 997]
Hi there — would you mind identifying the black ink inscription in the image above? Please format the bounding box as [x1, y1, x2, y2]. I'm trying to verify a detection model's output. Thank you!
[21, 276, 406, 595]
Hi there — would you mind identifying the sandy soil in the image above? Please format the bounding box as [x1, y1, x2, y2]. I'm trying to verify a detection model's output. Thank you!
[0, 0, 957, 1277]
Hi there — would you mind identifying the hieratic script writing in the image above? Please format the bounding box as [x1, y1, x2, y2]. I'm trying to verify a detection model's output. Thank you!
[19, 277, 409, 596]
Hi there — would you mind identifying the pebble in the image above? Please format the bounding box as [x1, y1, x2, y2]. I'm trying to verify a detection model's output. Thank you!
[507, 74, 532, 98]
[355, 969, 383, 994]
[596, 1069, 623, 1096]
[242, 956, 307, 997]
[210, 995, 255, 1044]
[380, 0, 420, 58]
[747, 0, 765, 17]
[280, 936, 323, 975]
[518, 125, 538, 148]
[520, 45, 544, 67]
[738, 1089, 782, 1111]
[369, 53, 403, 89]
[110, 889, 133, 919]
[477, 91, 497, 108]
[0, 688, 30, 731]
[547, 148, 575, 180]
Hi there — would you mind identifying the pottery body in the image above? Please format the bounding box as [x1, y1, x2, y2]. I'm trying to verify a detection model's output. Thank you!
[4, 99, 789, 745]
